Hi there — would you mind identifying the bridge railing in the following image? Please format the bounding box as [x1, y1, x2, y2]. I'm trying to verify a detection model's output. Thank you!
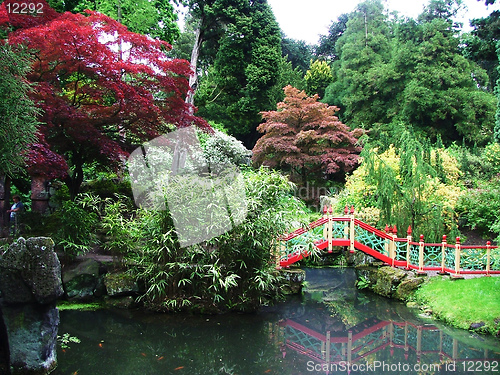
[277, 207, 500, 276]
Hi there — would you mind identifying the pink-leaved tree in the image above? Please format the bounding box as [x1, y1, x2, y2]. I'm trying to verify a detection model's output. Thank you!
[252, 85, 363, 184]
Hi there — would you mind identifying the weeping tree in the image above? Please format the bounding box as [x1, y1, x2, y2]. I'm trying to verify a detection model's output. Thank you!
[358, 131, 461, 241]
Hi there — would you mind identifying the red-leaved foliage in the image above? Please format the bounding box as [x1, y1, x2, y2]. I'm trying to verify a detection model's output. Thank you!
[6, 8, 210, 188]
[252, 86, 363, 182]
[0, 0, 59, 30]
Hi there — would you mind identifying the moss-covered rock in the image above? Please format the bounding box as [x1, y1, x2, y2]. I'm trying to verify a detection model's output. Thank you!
[357, 266, 426, 301]
[0, 237, 63, 305]
[394, 276, 425, 301]
[372, 267, 408, 298]
[2, 304, 59, 375]
[63, 259, 104, 300]
[103, 272, 139, 297]
[0, 237, 62, 375]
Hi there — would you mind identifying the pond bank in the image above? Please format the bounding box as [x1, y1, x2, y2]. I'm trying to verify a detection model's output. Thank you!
[355, 264, 500, 338]
[414, 276, 500, 337]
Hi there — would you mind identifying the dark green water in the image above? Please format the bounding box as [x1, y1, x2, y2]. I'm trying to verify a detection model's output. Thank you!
[53, 268, 500, 375]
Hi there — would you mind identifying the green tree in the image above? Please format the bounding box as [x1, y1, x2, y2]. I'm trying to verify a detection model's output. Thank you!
[331, 0, 496, 146]
[304, 59, 333, 99]
[417, 0, 463, 25]
[463, 11, 500, 92]
[281, 36, 313, 74]
[0, 45, 39, 177]
[71, 0, 180, 42]
[181, 0, 245, 105]
[395, 17, 496, 144]
[334, 0, 393, 128]
[194, 0, 282, 142]
[316, 13, 349, 62]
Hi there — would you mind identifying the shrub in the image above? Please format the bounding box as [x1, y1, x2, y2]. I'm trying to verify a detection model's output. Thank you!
[48, 193, 100, 258]
[125, 167, 308, 312]
[483, 143, 500, 176]
[456, 180, 500, 238]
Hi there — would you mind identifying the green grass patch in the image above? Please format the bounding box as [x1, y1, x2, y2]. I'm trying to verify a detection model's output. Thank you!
[57, 301, 104, 311]
[415, 276, 500, 335]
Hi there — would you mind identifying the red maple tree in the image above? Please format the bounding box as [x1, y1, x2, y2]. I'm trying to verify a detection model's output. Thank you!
[3, 5, 210, 197]
[252, 85, 363, 184]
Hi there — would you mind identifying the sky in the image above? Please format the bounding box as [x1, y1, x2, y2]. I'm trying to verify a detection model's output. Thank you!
[267, 0, 500, 44]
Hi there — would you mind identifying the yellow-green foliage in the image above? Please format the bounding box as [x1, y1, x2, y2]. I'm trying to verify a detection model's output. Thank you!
[432, 148, 462, 183]
[483, 142, 500, 174]
[337, 145, 463, 238]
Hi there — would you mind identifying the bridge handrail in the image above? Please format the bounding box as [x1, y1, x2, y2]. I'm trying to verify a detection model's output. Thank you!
[277, 207, 499, 276]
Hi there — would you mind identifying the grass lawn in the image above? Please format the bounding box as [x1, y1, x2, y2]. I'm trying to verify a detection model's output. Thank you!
[415, 276, 500, 336]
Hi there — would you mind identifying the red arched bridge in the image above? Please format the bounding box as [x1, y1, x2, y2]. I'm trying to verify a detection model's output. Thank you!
[277, 206, 500, 277]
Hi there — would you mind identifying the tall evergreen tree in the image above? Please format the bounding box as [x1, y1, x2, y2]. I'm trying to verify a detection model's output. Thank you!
[334, 0, 393, 128]
[194, 0, 281, 143]
[464, 11, 500, 93]
[316, 13, 349, 62]
[395, 16, 496, 144]
[281, 36, 313, 74]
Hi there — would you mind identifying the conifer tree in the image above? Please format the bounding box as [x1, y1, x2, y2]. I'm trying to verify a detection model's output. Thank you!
[304, 60, 333, 99]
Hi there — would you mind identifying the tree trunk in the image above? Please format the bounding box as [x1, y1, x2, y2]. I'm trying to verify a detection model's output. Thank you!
[65, 151, 85, 200]
[185, 17, 204, 108]
[0, 175, 11, 233]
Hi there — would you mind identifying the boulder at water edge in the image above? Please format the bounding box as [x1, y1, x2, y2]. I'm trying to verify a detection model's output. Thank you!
[0, 237, 63, 375]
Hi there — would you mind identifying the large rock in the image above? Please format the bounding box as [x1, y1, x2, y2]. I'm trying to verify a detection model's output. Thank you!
[0, 237, 63, 304]
[104, 272, 139, 297]
[373, 267, 408, 298]
[357, 266, 426, 300]
[2, 304, 59, 375]
[63, 259, 104, 300]
[0, 237, 63, 374]
[394, 275, 425, 300]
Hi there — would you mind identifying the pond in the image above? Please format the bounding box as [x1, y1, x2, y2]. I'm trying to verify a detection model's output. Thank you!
[53, 268, 500, 375]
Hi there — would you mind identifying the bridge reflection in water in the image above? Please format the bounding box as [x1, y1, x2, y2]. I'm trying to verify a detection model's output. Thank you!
[273, 316, 497, 372]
